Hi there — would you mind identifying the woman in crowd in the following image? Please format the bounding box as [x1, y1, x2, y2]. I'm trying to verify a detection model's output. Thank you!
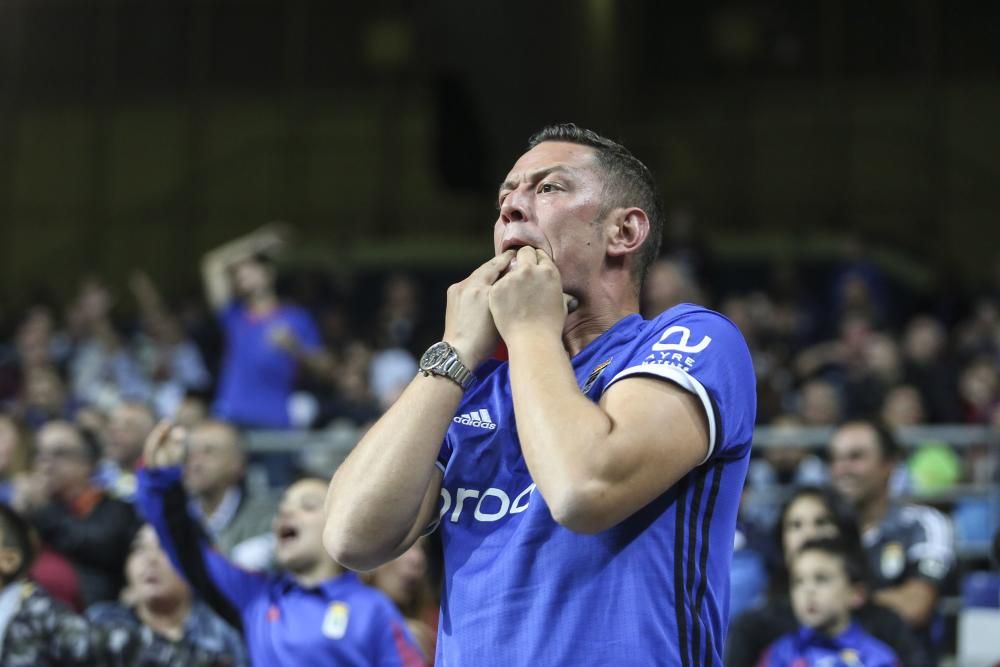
[87, 524, 248, 666]
[725, 485, 923, 667]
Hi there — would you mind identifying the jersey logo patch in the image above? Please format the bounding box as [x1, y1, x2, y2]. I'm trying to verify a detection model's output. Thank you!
[651, 325, 712, 354]
[880, 542, 906, 580]
[322, 601, 350, 639]
[581, 358, 612, 394]
[454, 409, 497, 430]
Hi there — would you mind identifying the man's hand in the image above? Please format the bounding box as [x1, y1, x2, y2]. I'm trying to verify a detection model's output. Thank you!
[443, 250, 515, 368]
[490, 247, 572, 344]
[268, 324, 300, 352]
[143, 420, 187, 469]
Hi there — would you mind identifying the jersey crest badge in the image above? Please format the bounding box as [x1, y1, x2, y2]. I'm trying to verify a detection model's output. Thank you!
[582, 359, 613, 394]
[880, 542, 905, 580]
[322, 601, 350, 639]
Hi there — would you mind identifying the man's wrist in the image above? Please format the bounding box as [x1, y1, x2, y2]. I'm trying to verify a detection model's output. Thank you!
[503, 326, 562, 356]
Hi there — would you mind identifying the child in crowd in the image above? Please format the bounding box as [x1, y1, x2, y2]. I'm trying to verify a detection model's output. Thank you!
[758, 538, 900, 667]
[138, 421, 426, 666]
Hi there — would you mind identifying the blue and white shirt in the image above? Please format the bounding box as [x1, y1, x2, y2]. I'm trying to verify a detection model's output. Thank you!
[137, 467, 426, 667]
[759, 623, 901, 667]
[434, 304, 757, 666]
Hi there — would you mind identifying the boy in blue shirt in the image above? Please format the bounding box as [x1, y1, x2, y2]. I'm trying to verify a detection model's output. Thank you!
[759, 538, 900, 667]
[139, 422, 426, 667]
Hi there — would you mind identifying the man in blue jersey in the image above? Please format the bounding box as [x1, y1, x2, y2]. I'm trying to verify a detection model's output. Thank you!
[324, 123, 757, 666]
[138, 421, 427, 666]
[201, 225, 333, 429]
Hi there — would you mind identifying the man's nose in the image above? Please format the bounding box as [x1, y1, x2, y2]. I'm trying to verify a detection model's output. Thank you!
[499, 188, 529, 224]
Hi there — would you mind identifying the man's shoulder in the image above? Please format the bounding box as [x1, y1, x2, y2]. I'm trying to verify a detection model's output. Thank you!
[883, 502, 952, 539]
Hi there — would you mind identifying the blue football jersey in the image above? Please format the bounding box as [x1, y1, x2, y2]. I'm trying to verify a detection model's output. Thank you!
[433, 304, 757, 666]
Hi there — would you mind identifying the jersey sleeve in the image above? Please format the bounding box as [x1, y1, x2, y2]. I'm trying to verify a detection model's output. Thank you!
[605, 308, 756, 462]
[901, 505, 955, 584]
[135, 466, 267, 622]
[371, 597, 427, 667]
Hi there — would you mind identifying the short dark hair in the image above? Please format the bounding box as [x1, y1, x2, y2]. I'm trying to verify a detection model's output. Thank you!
[0, 504, 36, 580]
[794, 536, 868, 586]
[838, 419, 902, 462]
[527, 123, 663, 289]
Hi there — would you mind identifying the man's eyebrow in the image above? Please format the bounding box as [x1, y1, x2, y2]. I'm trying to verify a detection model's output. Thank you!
[497, 165, 574, 198]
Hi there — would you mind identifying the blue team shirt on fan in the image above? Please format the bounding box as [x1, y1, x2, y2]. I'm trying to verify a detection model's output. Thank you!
[433, 303, 757, 667]
[213, 301, 321, 428]
[137, 467, 426, 667]
[759, 623, 901, 667]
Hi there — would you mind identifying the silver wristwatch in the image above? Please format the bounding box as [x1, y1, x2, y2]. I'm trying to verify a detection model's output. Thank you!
[419, 341, 475, 391]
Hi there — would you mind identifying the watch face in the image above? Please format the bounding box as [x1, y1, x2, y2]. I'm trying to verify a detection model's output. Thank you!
[421, 342, 451, 370]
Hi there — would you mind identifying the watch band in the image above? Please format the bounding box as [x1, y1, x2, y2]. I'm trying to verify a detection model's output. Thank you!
[419, 341, 475, 391]
[439, 355, 474, 390]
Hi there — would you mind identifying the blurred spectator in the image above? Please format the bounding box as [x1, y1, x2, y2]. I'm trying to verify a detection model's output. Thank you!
[828, 421, 954, 646]
[641, 258, 702, 317]
[375, 273, 429, 352]
[0, 415, 33, 506]
[139, 423, 426, 666]
[17, 365, 77, 431]
[746, 414, 828, 529]
[201, 225, 333, 429]
[795, 312, 874, 381]
[797, 379, 842, 426]
[955, 298, 1000, 361]
[830, 236, 891, 327]
[0, 306, 71, 404]
[757, 538, 901, 667]
[95, 400, 156, 501]
[366, 541, 438, 660]
[129, 272, 211, 419]
[12, 420, 139, 610]
[725, 486, 921, 667]
[173, 394, 208, 429]
[842, 333, 903, 419]
[0, 503, 94, 665]
[958, 356, 999, 423]
[0, 504, 238, 666]
[369, 348, 418, 413]
[67, 279, 151, 411]
[183, 420, 276, 570]
[86, 524, 248, 666]
[901, 315, 962, 422]
[880, 384, 927, 428]
[320, 340, 381, 426]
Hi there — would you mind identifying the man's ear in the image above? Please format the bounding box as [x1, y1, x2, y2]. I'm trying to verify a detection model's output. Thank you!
[0, 547, 23, 579]
[606, 208, 650, 258]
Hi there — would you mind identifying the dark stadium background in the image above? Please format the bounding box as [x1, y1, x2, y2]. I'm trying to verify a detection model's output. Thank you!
[1, 1, 999, 303]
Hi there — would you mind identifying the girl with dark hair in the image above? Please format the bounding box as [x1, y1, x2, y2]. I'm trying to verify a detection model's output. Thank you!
[725, 486, 924, 667]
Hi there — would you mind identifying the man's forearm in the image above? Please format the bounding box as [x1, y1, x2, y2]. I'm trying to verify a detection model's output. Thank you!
[324, 373, 461, 570]
[506, 331, 617, 530]
[872, 579, 937, 627]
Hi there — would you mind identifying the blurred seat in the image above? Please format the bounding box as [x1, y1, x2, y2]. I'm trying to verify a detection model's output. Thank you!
[962, 571, 1000, 609]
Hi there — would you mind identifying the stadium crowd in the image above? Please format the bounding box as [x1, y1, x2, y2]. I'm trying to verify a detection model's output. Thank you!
[0, 222, 997, 665]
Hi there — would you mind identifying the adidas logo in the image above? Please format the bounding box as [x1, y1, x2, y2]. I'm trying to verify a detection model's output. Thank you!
[454, 409, 497, 430]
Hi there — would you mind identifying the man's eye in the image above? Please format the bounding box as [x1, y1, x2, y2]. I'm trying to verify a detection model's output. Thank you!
[539, 182, 559, 193]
